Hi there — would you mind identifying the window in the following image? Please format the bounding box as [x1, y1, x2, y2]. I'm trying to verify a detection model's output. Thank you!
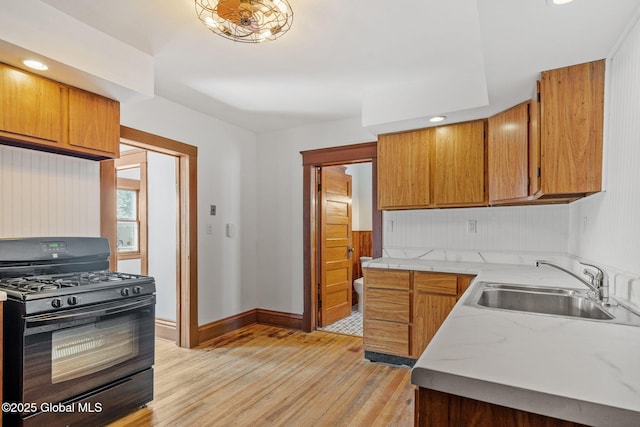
[115, 148, 148, 273]
[117, 188, 139, 253]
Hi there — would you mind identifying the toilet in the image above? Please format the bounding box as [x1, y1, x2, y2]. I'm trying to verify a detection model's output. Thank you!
[354, 256, 372, 313]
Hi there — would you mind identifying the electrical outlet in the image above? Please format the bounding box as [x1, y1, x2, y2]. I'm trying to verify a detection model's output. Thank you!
[467, 220, 478, 234]
[206, 224, 213, 234]
[210, 205, 216, 216]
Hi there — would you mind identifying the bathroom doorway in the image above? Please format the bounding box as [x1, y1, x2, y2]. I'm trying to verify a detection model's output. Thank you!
[317, 162, 374, 336]
[301, 142, 382, 333]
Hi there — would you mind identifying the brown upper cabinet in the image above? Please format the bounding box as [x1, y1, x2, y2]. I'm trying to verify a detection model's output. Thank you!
[377, 120, 487, 210]
[488, 59, 604, 204]
[379, 59, 605, 210]
[0, 64, 65, 144]
[378, 128, 432, 209]
[537, 59, 604, 199]
[433, 121, 486, 207]
[487, 101, 532, 204]
[0, 63, 120, 159]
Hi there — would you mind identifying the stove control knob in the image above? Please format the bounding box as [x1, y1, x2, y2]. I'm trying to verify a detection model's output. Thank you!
[67, 296, 78, 306]
[133, 286, 143, 295]
[121, 288, 130, 296]
[51, 298, 63, 308]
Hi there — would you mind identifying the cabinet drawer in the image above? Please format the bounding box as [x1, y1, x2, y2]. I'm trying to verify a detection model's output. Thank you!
[414, 272, 457, 295]
[364, 319, 410, 356]
[364, 269, 410, 290]
[365, 288, 410, 323]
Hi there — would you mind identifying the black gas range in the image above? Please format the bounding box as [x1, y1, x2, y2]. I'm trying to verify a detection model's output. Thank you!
[0, 237, 156, 426]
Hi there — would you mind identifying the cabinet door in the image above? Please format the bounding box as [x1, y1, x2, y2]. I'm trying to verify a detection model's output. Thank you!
[433, 121, 486, 207]
[68, 87, 120, 157]
[365, 288, 410, 323]
[488, 102, 529, 203]
[0, 64, 65, 143]
[364, 319, 410, 357]
[363, 268, 410, 290]
[529, 85, 541, 197]
[363, 269, 411, 357]
[377, 128, 432, 209]
[540, 60, 604, 195]
[413, 273, 457, 358]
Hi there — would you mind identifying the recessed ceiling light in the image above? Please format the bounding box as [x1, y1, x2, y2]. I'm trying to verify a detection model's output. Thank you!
[429, 116, 446, 123]
[23, 59, 48, 71]
[549, 0, 574, 5]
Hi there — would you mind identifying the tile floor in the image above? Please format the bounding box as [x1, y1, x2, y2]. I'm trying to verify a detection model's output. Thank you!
[319, 307, 363, 337]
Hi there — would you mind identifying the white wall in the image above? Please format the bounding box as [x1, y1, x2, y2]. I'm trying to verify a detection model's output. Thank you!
[345, 163, 373, 231]
[119, 96, 259, 326]
[0, 145, 100, 238]
[147, 151, 177, 322]
[256, 117, 376, 314]
[568, 16, 640, 278]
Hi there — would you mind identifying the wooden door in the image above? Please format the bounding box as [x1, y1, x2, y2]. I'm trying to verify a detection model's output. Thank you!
[433, 121, 486, 207]
[487, 102, 529, 203]
[540, 60, 604, 195]
[0, 63, 65, 143]
[412, 272, 457, 358]
[68, 87, 120, 157]
[377, 129, 432, 209]
[319, 166, 353, 326]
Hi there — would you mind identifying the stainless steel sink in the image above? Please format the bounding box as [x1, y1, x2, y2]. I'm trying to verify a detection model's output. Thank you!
[466, 282, 640, 326]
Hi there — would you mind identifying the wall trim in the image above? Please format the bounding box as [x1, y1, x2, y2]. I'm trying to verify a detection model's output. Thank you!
[155, 318, 177, 342]
[256, 309, 304, 330]
[300, 142, 380, 332]
[197, 309, 303, 345]
[198, 310, 258, 344]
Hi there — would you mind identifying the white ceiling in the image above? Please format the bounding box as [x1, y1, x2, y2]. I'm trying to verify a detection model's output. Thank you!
[2, 0, 640, 134]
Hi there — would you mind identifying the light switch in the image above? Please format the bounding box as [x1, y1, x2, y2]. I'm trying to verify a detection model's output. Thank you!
[206, 224, 213, 234]
[226, 223, 236, 238]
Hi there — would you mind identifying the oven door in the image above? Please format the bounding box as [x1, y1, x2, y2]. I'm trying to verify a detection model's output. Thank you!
[21, 294, 155, 407]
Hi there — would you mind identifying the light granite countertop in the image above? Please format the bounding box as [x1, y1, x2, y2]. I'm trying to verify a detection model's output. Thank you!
[365, 258, 640, 427]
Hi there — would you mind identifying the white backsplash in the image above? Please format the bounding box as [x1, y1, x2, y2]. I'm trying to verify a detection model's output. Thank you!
[383, 204, 569, 253]
[0, 145, 100, 238]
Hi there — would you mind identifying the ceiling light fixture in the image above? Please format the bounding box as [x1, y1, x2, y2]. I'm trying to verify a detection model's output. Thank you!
[195, 0, 293, 43]
[23, 59, 48, 71]
[549, 0, 574, 5]
[429, 116, 446, 123]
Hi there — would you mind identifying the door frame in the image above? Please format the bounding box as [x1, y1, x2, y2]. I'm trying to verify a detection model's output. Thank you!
[100, 126, 199, 348]
[301, 142, 381, 332]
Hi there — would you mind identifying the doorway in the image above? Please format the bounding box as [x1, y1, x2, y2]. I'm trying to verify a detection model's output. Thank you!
[317, 162, 373, 336]
[301, 142, 382, 333]
[100, 126, 199, 348]
[115, 145, 178, 344]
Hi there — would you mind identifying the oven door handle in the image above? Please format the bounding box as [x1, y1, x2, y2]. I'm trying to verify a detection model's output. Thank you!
[25, 296, 155, 327]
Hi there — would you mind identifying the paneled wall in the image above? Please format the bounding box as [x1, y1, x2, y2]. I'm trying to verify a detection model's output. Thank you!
[0, 145, 100, 238]
[384, 204, 569, 254]
[568, 17, 640, 277]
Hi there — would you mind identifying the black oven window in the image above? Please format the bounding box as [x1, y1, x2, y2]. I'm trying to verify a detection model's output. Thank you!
[51, 315, 140, 384]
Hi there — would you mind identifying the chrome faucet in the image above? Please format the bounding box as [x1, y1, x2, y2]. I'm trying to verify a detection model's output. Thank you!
[535, 260, 610, 305]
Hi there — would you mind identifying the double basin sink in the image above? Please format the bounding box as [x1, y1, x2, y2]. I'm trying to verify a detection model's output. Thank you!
[466, 282, 640, 327]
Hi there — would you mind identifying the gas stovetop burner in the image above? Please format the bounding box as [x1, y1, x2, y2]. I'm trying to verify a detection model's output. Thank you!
[0, 271, 149, 295]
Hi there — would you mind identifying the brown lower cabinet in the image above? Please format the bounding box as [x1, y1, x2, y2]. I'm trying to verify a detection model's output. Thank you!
[415, 387, 588, 427]
[363, 268, 474, 361]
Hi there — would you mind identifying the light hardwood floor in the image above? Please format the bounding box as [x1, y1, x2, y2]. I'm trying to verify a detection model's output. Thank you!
[109, 324, 414, 427]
